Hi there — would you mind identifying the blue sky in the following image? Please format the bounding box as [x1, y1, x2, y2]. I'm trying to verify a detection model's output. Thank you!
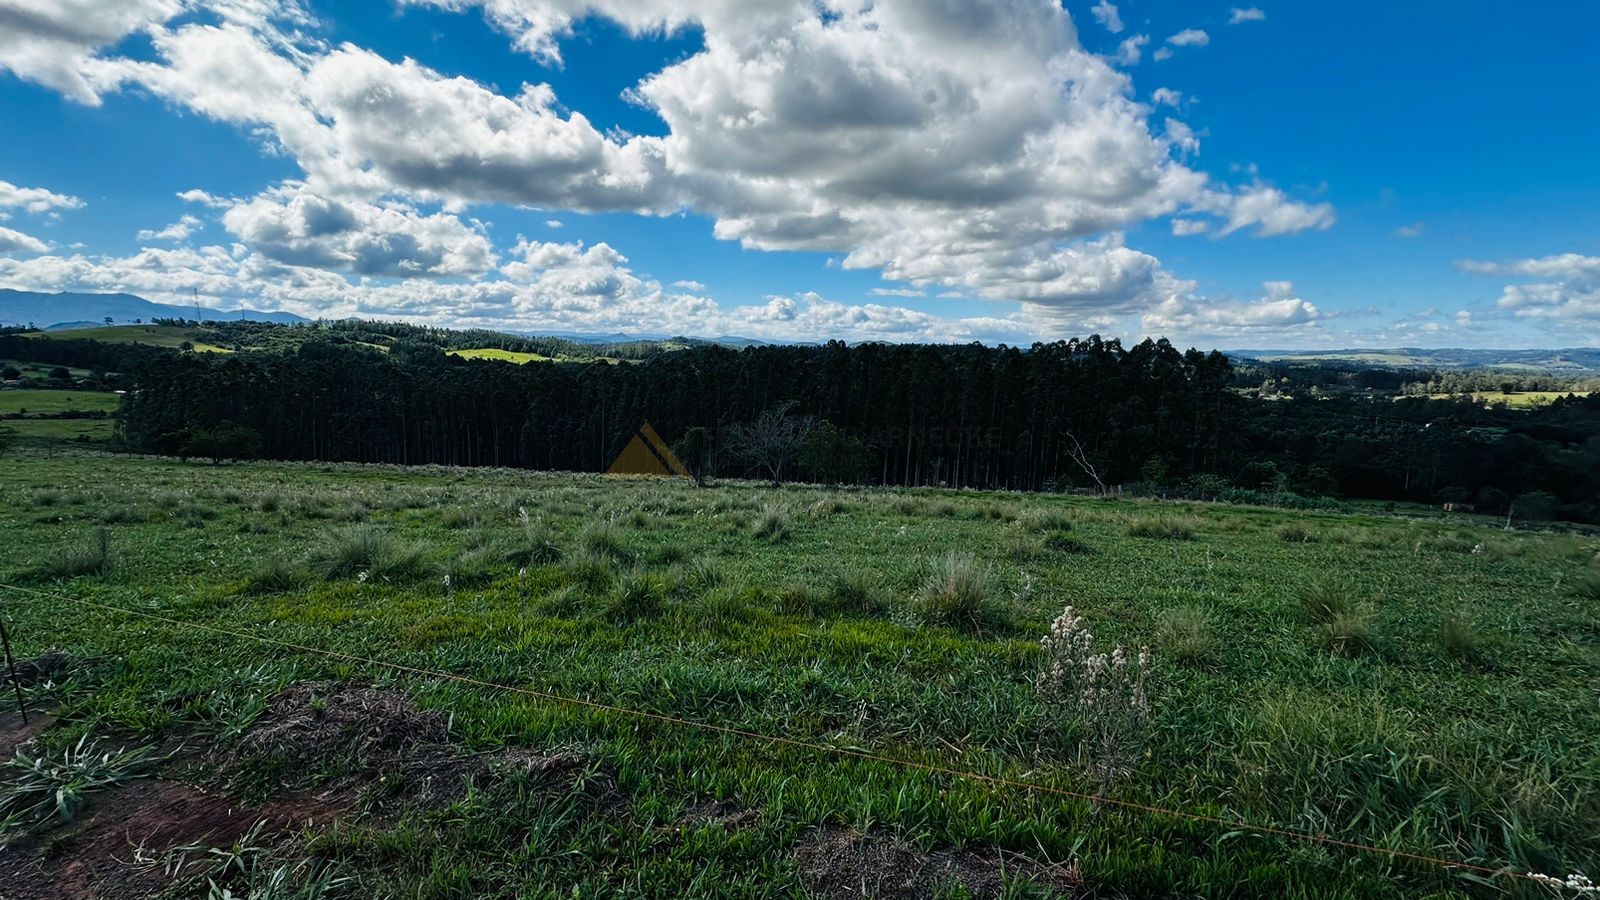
[0, 1, 1596, 347]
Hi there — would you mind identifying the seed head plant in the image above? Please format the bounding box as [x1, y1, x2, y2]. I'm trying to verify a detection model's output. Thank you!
[1036, 606, 1152, 792]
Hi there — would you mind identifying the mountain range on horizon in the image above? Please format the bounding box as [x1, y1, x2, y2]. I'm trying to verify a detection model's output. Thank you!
[3, 289, 1598, 370]
[0, 289, 309, 329]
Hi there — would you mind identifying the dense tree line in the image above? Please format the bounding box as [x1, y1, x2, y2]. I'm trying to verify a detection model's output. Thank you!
[12, 323, 1600, 521]
[116, 337, 1234, 492]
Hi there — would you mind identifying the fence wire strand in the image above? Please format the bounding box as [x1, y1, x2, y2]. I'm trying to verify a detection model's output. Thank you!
[0, 580, 1544, 886]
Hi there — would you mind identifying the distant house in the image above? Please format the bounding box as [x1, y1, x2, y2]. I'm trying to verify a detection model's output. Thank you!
[1442, 502, 1476, 513]
[606, 421, 690, 477]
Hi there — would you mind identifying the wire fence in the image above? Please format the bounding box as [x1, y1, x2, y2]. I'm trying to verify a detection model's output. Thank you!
[0, 580, 1552, 889]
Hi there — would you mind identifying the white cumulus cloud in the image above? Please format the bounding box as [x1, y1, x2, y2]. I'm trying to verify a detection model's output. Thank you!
[0, 180, 85, 214]
[1460, 253, 1600, 333]
[0, 224, 52, 255]
[1090, 0, 1123, 34]
[137, 214, 204, 242]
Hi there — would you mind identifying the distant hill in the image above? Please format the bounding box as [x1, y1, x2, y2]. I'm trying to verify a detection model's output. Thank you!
[0, 289, 309, 328]
[1229, 347, 1600, 374]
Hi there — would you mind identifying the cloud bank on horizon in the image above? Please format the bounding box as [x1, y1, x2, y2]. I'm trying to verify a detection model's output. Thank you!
[0, 0, 1595, 346]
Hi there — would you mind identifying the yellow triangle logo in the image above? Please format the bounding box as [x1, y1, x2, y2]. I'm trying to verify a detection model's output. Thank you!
[605, 421, 690, 477]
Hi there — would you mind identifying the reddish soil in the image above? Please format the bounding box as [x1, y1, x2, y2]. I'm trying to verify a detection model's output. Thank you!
[0, 779, 340, 900]
[0, 711, 53, 758]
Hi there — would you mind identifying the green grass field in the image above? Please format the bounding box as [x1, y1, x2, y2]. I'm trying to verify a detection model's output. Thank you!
[1426, 391, 1594, 408]
[448, 347, 628, 365]
[1, 417, 116, 441]
[0, 452, 1595, 897]
[448, 347, 555, 364]
[20, 324, 232, 353]
[0, 390, 120, 416]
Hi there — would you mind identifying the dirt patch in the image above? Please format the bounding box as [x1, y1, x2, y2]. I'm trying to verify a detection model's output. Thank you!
[10, 651, 73, 688]
[0, 712, 54, 758]
[370, 745, 612, 814]
[0, 778, 337, 900]
[678, 799, 760, 833]
[228, 683, 617, 823]
[235, 682, 449, 769]
[794, 828, 1084, 899]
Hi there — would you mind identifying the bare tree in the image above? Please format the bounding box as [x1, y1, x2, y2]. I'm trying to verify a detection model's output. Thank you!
[1063, 430, 1108, 495]
[727, 402, 816, 485]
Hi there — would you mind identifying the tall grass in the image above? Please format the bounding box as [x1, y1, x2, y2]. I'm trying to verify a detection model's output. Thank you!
[914, 552, 1005, 630]
[752, 504, 790, 542]
[315, 525, 432, 582]
[36, 528, 113, 579]
[1156, 605, 1217, 667]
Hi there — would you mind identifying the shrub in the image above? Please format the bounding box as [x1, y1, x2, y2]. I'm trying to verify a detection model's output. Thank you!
[1127, 519, 1194, 541]
[915, 552, 1003, 630]
[752, 504, 790, 542]
[1156, 605, 1217, 667]
[38, 528, 113, 579]
[1036, 606, 1152, 789]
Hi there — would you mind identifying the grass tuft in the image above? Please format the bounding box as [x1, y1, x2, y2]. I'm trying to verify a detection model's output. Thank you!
[602, 571, 668, 623]
[914, 552, 1005, 631]
[1299, 582, 1355, 623]
[752, 504, 790, 542]
[1156, 605, 1218, 667]
[1318, 609, 1377, 656]
[315, 525, 432, 582]
[1127, 519, 1194, 541]
[1278, 523, 1317, 544]
[36, 527, 114, 579]
[243, 557, 310, 595]
[1044, 530, 1094, 554]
